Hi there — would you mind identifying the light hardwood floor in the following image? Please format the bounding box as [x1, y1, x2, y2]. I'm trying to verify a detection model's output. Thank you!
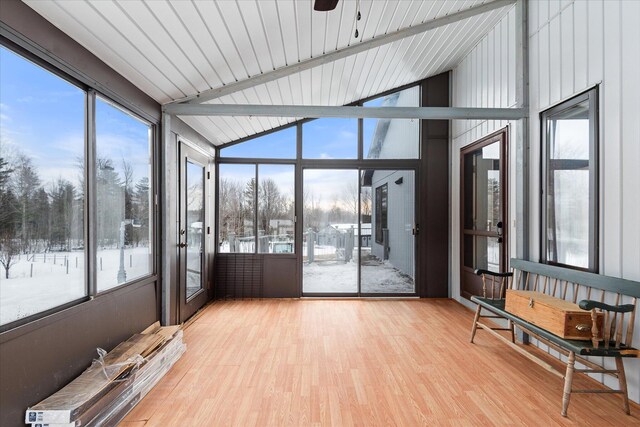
[121, 299, 640, 426]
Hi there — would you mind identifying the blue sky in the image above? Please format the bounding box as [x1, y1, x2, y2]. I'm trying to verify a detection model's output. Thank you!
[0, 46, 150, 188]
[220, 117, 361, 159]
[219, 97, 383, 160]
[1, 46, 84, 186]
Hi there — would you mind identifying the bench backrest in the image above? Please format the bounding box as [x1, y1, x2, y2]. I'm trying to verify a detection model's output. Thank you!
[508, 259, 640, 350]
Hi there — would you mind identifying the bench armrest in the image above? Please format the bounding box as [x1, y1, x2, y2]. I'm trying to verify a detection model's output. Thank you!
[578, 300, 634, 313]
[474, 269, 513, 278]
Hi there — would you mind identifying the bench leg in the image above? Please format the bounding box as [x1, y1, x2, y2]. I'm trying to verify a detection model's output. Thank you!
[508, 320, 515, 344]
[470, 305, 481, 343]
[561, 351, 575, 417]
[615, 357, 631, 415]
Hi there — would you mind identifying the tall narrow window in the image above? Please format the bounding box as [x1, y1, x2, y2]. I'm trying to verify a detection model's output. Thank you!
[218, 164, 256, 253]
[541, 88, 598, 271]
[375, 184, 388, 244]
[0, 46, 86, 325]
[96, 97, 153, 291]
[257, 165, 295, 253]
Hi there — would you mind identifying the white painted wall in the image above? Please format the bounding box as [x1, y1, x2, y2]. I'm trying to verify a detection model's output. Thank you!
[451, 5, 519, 310]
[451, 0, 640, 403]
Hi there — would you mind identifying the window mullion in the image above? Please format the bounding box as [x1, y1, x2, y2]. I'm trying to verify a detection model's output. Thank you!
[87, 90, 98, 297]
[254, 164, 258, 254]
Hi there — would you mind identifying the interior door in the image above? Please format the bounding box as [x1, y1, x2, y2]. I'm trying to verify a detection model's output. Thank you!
[460, 129, 508, 299]
[178, 142, 210, 322]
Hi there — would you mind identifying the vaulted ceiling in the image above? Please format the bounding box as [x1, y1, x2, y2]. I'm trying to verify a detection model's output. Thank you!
[25, 0, 514, 144]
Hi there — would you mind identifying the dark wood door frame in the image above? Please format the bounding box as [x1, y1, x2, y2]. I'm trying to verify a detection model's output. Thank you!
[460, 127, 509, 300]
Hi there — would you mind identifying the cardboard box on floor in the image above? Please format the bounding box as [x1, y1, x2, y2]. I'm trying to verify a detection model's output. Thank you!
[25, 324, 184, 425]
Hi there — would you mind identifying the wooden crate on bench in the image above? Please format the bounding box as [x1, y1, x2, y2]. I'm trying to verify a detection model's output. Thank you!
[505, 290, 604, 340]
[469, 258, 639, 417]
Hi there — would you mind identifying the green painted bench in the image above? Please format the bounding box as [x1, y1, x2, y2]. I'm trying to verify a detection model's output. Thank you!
[469, 258, 640, 417]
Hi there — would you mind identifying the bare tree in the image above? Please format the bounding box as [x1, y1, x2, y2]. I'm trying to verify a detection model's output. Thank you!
[303, 189, 323, 231]
[361, 187, 372, 217]
[258, 178, 286, 234]
[342, 181, 359, 219]
[0, 238, 18, 279]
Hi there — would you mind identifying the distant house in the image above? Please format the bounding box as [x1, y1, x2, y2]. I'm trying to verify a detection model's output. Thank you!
[268, 219, 294, 236]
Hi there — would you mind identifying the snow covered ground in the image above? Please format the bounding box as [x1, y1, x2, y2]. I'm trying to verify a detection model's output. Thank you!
[0, 247, 152, 325]
[303, 256, 414, 293]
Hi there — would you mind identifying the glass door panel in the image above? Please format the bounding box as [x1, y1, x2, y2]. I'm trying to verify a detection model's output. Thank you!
[186, 161, 205, 300]
[360, 170, 415, 293]
[302, 169, 358, 294]
[179, 143, 210, 322]
[461, 131, 507, 299]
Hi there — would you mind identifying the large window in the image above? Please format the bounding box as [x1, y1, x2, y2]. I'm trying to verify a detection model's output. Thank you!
[258, 165, 294, 253]
[302, 119, 358, 159]
[0, 44, 156, 328]
[219, 163, 295, 254]
[218, 164, 256, 253]
[0, 46, 86, 325]
[541, 88, 598, 271]
[363, 86, 420, 159]
[96, 97, 153, 291]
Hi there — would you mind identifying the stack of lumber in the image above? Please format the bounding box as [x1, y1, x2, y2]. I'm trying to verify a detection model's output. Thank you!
[25, 322, 185, 427]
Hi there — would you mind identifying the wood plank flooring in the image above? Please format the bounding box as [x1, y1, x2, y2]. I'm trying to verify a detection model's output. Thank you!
[121, 299, 640, 426]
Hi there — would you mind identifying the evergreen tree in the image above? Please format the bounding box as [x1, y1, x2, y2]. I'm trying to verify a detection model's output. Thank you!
[49, 179, 76, 251]
[133, 176, 150, 246]
[0, 157, 19, 278]
[32, 188, 50, 250]
[0, 156, 11, 191]
[121, 159, 134, 245]
[12, 155, 41, 252]
[96, 157, 124, 248]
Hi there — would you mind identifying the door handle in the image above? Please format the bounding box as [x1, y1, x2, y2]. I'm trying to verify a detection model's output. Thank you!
[178, 242, 186, 248]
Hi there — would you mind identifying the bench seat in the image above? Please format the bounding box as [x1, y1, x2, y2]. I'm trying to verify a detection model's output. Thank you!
[469, 259, 640, 417]
[471, 296, 637, 358]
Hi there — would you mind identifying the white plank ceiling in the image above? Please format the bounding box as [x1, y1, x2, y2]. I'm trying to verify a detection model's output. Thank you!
[24, 0, 514, 145]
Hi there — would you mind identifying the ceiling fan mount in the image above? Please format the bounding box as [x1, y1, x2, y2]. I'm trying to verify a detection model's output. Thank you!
[314, 0, 339, 12]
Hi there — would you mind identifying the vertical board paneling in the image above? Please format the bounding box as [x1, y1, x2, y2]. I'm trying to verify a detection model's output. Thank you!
[453, 0, 640, 403]
[573, 0, 588, 90]
[560, 5, 574, 98]
[538, 24, 550, 108]
[602, 1, 622, 277]
[508, 8, 516, 106]
[450, 6, 516, 301]
[587, 0, 604, 86]
[620, 0, 640, 281]
[548, 16, 561, 104]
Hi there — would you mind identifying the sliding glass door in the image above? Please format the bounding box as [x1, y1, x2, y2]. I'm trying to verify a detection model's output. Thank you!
[360, 170, 415, 294]
[302, 169, 359, 294]
[301, 168, 416, 296]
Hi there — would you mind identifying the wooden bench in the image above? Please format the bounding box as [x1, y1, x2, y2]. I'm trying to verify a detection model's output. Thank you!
[469, 258, 640, 417]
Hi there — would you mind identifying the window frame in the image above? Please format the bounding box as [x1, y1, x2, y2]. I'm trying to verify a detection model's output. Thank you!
[540, 87, 599, 273]
[94, 94, 157, 294]
[0, 39, 159, 332]
[217, 162, 297, 255]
